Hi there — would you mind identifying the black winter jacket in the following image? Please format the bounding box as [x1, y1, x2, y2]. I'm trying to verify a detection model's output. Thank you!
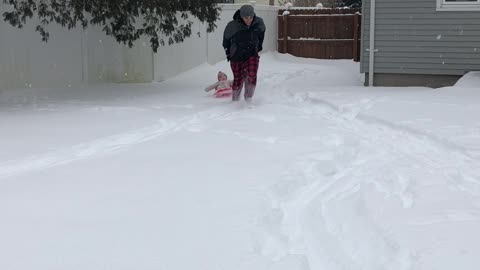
[223, 10, 266, 62]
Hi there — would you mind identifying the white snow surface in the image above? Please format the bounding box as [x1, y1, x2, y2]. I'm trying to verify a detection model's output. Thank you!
[1, 52, 480, 270]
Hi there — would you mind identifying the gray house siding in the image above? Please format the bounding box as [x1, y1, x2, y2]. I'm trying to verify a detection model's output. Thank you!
[360, 0, 480, 87]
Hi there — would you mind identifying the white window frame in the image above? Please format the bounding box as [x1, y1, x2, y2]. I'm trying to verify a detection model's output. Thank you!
[437, 0, 480, 11]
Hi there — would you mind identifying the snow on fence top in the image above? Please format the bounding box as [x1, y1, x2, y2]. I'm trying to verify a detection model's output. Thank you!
[277, 7, 361, 15]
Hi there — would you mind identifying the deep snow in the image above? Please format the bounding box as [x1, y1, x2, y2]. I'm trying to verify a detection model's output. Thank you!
[1, 52, 480, 270]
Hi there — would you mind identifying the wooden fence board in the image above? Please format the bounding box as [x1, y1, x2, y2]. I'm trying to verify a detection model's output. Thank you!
[278, 9, 361, 61]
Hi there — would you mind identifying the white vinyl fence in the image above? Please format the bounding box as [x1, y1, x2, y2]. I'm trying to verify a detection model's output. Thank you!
[0, 4, 279, 90]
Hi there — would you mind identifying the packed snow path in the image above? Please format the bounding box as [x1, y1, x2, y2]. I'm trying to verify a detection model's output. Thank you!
[1, 53, 480, 270]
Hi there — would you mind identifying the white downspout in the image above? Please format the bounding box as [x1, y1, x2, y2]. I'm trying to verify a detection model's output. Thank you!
[368, 0, 377, 86]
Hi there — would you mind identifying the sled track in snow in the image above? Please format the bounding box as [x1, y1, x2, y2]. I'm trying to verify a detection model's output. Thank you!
[296, 91, 478, 159]
[258, 88, 480, 269]
[276, 89, 480, 204]
[0, 104, 247, 179]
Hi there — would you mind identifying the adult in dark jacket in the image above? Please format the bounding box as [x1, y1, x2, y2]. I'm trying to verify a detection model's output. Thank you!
[223, 5, 266, 102]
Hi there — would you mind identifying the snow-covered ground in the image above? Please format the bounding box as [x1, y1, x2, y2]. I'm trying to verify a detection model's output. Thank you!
[1, 52, 480, 270]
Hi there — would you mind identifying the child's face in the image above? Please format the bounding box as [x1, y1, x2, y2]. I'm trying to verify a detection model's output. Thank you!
[218, 73, 227, 81]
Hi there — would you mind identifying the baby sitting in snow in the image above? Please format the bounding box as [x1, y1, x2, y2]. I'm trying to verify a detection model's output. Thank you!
[204, 71, 233, 98]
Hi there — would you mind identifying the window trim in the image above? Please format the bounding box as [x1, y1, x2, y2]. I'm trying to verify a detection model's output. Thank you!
[437, 0, 480, 11]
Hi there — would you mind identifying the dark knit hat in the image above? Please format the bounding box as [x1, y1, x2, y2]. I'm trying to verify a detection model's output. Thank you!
[240, 5, 255, 17]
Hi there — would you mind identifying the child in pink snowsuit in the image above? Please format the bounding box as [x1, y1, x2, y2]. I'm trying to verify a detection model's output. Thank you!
[204, 71, 233, 98]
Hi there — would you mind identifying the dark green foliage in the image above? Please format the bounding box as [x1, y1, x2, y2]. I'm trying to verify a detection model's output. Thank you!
[343, 0, 361, 8]
[2, 0, 221, 52]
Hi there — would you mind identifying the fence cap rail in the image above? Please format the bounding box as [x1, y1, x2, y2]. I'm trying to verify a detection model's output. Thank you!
[278, 14, 361, 17]
[277, 8, 361, 15]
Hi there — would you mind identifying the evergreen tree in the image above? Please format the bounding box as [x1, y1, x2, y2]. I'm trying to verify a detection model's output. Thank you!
[343, 0, 361, 8]
[2, 0, 221, 53]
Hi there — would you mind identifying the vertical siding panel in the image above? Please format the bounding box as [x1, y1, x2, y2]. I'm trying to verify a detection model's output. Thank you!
[361, 0, 480, 75]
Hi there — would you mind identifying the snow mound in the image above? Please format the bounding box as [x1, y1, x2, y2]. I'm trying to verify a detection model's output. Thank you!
[454, 71, 480, 88]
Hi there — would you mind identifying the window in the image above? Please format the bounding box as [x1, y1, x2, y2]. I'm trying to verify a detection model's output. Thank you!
[437, 0, 480, 11]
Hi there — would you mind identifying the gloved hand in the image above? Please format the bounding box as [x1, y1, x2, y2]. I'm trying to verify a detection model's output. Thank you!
[258, 45, 263, 52]
[226, 55, 231, 62]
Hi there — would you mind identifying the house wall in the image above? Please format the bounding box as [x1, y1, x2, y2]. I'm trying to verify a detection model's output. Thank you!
[0, 4, 279, 90]
[360, 0, 480, 87]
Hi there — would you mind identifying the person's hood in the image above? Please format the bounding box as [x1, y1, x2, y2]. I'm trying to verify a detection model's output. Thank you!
[233, 9, 242, 20]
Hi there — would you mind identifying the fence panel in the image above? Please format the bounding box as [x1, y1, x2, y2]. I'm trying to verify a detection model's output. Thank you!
[278, 8, 361, 61]
[0, 4, 280, 90]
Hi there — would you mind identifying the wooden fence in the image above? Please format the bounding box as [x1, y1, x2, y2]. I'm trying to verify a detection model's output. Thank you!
[277, 8, 361, 61]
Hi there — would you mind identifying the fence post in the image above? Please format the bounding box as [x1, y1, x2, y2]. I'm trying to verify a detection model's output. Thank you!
[353, 13, 360, 62]
[282, 14, 288, 54]
[81, 28, 89, 85]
